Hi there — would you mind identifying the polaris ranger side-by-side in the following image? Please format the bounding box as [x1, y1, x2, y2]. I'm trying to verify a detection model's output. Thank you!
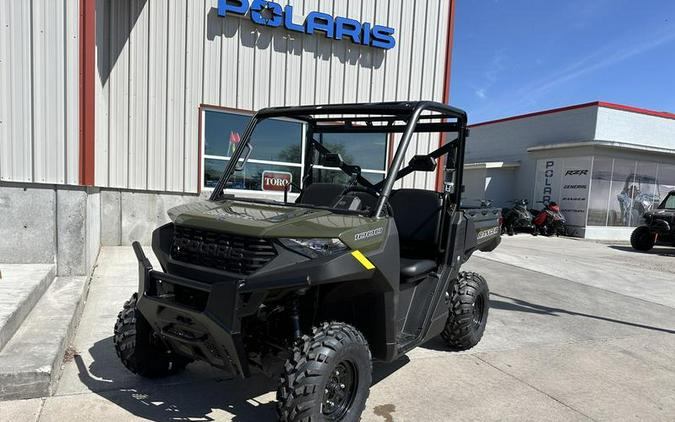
[114, 102, 502, 421]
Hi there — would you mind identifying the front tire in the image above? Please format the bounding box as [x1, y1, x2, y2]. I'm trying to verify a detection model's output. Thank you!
[631, 226, 655, 251]
[441, 272, 490, 351]
[113, 293, 190, 377]
[277, 322, 372, 422]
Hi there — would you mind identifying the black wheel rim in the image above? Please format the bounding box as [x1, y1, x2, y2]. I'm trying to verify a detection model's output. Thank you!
[472, 295, 485, 330]
[322, 360, 358, 420]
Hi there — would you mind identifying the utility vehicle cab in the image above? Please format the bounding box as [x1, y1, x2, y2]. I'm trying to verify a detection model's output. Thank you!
[205, 101, 500, 281]
[631, 190, 675, 251]
[115, 102, 501, 422]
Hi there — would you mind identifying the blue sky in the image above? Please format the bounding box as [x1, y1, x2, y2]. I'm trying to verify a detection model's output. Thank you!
[450, 0, 675, 123]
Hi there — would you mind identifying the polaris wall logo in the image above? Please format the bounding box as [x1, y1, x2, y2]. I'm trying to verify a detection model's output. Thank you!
[218, 0, 397, 50]
[542, 160, 555, 204]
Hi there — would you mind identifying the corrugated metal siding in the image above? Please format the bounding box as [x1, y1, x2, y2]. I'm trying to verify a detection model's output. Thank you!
[0, 0, 80, 185]
[97, 0, 452, 193]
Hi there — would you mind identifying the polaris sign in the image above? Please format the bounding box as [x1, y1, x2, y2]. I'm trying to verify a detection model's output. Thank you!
[218, 0, 397, 50]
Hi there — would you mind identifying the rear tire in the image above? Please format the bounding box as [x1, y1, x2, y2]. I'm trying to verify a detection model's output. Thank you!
[631, 226, 655, 251]
[277, 322, 372, 422]
[441, 272, 489, 351]
[113, 293, 190, 378]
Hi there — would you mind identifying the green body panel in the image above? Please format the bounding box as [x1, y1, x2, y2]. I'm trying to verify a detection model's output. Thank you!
[168, 199, 389, 250]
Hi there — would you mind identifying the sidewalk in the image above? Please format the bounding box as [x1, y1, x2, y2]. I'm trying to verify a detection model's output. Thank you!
[3, 241, 675, 421]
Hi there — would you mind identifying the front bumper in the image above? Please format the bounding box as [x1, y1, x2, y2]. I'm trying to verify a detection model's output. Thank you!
[132, 242, 252, 378]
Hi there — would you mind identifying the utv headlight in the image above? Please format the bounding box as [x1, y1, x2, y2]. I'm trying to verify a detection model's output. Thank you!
[279, 238, 348, 258]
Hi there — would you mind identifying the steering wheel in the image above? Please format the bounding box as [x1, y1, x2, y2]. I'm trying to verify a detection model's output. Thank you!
[340, 185, 397, 217]
[341, 185, 381, 198]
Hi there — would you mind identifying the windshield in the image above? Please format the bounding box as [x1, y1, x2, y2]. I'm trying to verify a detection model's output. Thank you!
[208, 116, 389, 215]
[209, 102, 467, 218]
[662, 193, 675, 209]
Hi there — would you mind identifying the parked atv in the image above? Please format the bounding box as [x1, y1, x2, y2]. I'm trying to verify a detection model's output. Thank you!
[113, 102, 502, 421]
[630, 190, 675, 251]
[501, 199, 537, 236]
[532, 202, 566, 236]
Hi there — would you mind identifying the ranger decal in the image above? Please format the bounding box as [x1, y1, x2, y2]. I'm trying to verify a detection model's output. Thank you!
[354, 227, 384, 241]
[476, 226, 500, 241]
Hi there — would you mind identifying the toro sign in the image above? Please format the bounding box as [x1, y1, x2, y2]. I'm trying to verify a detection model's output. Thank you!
[262, 171, 292, 192]
[218, 0, 396, 50]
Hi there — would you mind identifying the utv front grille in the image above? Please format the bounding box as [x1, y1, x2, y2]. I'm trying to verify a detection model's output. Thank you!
[171, 225, 277, 275]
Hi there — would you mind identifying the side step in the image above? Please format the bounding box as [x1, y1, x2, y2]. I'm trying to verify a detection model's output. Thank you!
[0, 276, 89, 401]
[0, 265, 56, 351]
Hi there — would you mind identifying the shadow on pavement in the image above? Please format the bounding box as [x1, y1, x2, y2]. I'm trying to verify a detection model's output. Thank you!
[608, 245, 675, 257]
[490, 292, 675, 334]
[76, 337, 277, 421]
[75, 336, 409, 421]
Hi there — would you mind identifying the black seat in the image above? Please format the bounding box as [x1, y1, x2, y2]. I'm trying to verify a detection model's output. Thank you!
[297, 183, 345, 207]
[389, 189, 443, 280]
[400, 258, 437, 279]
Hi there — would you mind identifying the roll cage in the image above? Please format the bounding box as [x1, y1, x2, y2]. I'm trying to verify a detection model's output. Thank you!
[209, 101, 469, 218]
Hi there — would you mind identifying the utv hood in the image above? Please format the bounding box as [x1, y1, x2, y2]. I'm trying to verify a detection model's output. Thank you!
[645, 208, 675, 222]
[167, 199, 377, 240]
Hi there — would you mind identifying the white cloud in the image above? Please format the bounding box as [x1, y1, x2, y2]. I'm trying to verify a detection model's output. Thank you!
[523, 30, 675, 99]
[470, 28, 675, 121]
[473, 50, 506, 100]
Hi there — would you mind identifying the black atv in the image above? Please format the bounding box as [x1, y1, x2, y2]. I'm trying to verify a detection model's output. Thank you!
[113, 102, 502, 421]
[630, 191, 675, 251]
[502, 199, 537, 236]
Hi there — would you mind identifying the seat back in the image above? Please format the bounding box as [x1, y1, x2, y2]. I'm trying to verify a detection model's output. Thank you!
[296, 183, 345, 207]
[389, 189, 443, 259]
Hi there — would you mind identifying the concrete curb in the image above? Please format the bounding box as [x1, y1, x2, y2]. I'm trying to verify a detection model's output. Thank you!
[0, 265, 56, 351]
[0, 273, 92, 401]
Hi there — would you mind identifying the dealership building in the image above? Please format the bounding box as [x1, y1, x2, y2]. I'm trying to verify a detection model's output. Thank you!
[0, 0, 455, 278]
[463, 102, 675, 240]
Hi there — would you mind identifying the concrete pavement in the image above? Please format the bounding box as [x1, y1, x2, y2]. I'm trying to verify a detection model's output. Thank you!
[2, 238, 675, 421]
[475, 235, 675, 307]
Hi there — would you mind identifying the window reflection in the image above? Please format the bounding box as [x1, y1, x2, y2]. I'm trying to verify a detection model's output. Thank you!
[588, 157, 612, 226]
[202, 109, 390, 193]
[204, 159, 301, 193]
[589, 158, 675, 227]
[318, 133, 388, 171]
[203, 109, 304, 193]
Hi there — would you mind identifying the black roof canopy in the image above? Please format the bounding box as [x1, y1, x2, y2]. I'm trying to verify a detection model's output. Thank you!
[255, 101, 467, 122]
[254, 101, 467, 134]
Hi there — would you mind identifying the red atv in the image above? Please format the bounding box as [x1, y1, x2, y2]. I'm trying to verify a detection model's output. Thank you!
[532, 202, 567, 236]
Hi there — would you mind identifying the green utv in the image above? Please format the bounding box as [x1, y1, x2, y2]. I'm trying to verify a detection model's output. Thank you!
[114, 102, 501, 421]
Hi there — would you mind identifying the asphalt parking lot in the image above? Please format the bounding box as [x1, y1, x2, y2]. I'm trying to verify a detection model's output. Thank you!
[2, 236, 675, 422]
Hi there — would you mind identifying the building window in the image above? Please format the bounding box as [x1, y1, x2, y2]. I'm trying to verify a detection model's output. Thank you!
[588, 158, 675, 228]
[202, 108, 305, 193]
[587, 157, 612, 226]
[312, 133, 389, 184]
[201, 107, 389, 193]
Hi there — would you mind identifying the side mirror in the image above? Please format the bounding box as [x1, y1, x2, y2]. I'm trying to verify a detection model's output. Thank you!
[409, 155, 437, 172]
[322, 153, 344, 168]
